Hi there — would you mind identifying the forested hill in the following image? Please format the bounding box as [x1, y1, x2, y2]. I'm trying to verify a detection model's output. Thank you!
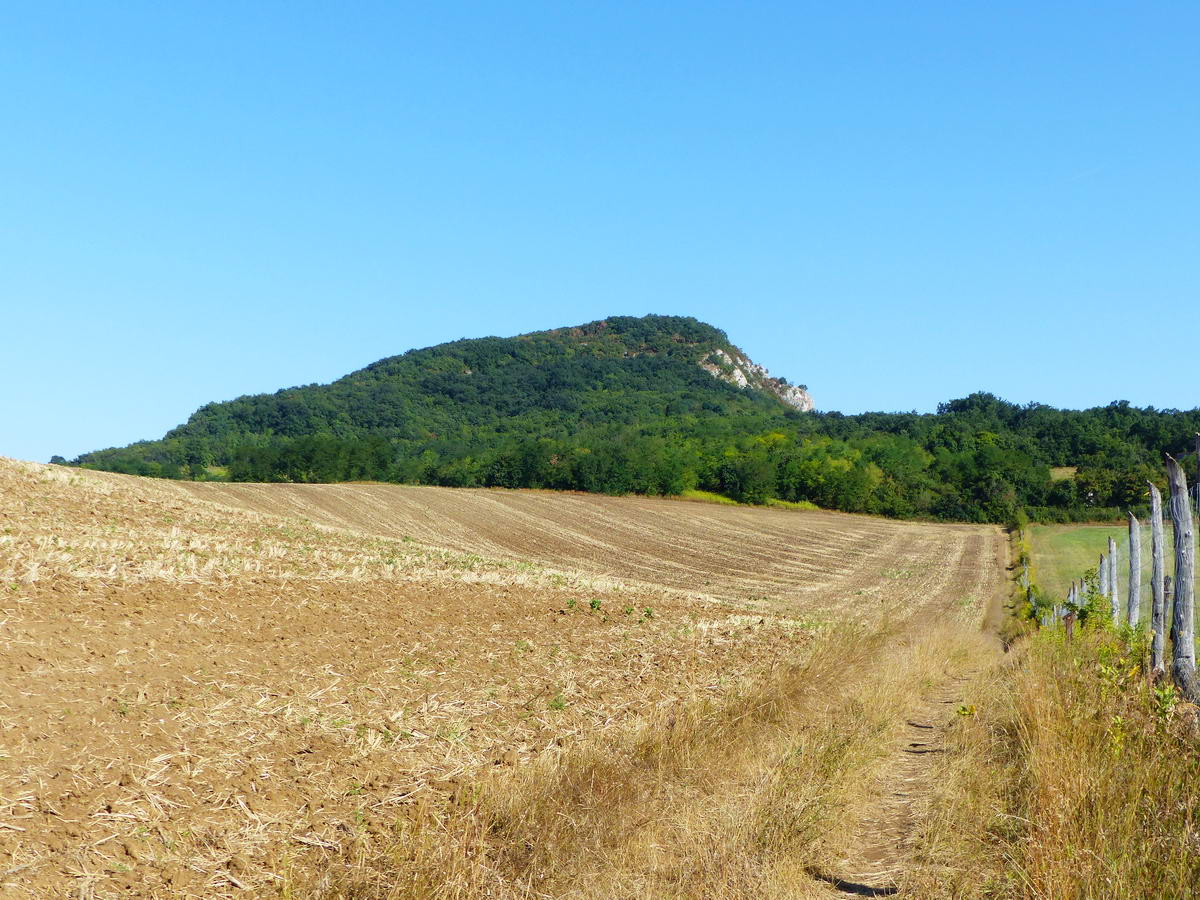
[69, 315, 1200, 525]
[95, 315, 808, 448]
[71, 313, 811, 477]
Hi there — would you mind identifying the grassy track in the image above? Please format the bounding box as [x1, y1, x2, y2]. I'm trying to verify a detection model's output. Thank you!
[1028, 523, 1187, 616]
[1028, 524, 1133, 599]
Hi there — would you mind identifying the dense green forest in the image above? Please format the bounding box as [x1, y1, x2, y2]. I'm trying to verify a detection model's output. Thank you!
[67, 315, 1200, 525]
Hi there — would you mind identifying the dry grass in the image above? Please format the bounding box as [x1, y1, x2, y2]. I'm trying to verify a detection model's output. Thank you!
[909, 624, 1200, 899]
[1016, 630, 1200, 897]
[903, 649, 1025, 898]
[293, 614, 1000, 899]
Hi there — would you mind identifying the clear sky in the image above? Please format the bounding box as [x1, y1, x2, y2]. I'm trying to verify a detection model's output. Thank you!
[1, 2, 1197, 463]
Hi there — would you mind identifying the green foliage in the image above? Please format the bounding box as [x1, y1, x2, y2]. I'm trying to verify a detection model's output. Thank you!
[1152, 682, 1179, 729]
[1070, 568, 1112, 628]
[68, 317, 1200, 525]
[1025, 584, 1054, 624]
[678, 489, 739, 505]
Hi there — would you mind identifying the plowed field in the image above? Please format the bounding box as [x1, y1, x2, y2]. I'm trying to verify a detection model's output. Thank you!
[173, 481, 998, 618]
[0, 459, 1006, 898]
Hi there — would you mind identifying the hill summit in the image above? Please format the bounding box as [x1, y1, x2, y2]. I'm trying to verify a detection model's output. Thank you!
[73, 315, 812, 482]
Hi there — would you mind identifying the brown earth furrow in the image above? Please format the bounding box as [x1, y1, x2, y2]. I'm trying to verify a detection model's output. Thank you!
[172, 481, 953, 607]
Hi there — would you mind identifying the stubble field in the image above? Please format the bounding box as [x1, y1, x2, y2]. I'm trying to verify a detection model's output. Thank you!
[0, 458, 1006, 898]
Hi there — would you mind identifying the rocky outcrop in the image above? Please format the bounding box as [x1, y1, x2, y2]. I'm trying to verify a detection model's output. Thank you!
[699, 349, 814, 412]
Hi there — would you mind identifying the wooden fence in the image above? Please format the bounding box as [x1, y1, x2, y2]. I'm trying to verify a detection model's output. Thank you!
[1045, 446, 1200, 701]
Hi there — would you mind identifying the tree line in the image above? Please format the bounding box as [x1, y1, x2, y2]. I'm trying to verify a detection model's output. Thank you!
[63, 316, 1200, 525]
[72, 393, 1200, 526]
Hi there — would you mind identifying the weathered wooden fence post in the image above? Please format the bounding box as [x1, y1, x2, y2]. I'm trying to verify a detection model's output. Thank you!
[1166, 574, 1175, 646]
[1127, 512, 1141, 627]
[1099, 552, 1109, 600]
[1108, 536, 1119, 625]
[1149, 482, 1166, 676]
[1166, 456, 1197, 701]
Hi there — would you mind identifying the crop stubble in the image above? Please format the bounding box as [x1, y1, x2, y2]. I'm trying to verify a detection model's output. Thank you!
[0, 459, 1003, 897]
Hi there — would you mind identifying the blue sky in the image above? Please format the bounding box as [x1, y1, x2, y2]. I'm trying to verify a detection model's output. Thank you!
[1, 2, 1197, 463]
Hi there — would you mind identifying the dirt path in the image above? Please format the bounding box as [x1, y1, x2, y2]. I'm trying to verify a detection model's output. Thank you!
[819, 617, 1007, 895]
[823, 681, 964, 895]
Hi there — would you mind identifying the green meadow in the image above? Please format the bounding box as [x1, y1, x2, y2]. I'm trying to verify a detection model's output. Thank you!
[1028, 523, 1185, 617]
